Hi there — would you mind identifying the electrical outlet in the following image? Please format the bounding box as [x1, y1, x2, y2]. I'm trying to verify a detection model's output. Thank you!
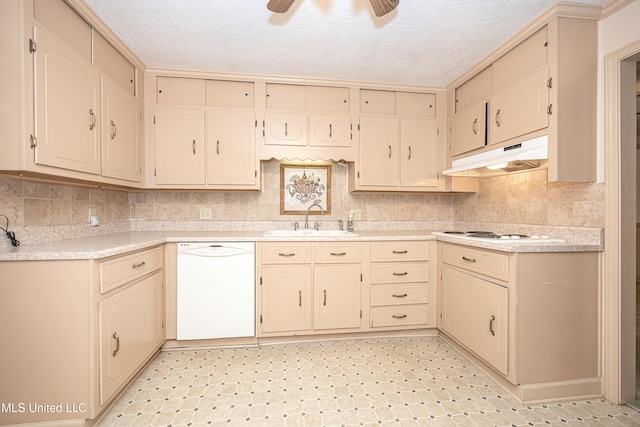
[199, 207, 213, 220]
[350, 209, 362, 220]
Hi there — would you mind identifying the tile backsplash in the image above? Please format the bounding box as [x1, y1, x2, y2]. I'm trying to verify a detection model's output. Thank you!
[0, 163, 605, 247]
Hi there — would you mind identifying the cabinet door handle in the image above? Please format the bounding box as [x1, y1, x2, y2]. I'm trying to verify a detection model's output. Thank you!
[89, 109, 96, 130]
[131, 261, 146, 269]
[462, 256, 476, 263]
[472, 118, 478, 135]
[392, 314, 407, 319]
[285, 122, 288, 137]
[489, 315, 496, 336]
[330, 252, 346, 256]
[298, 290, 302, 307]
[329, 123, 332, 138]
[112, 332, 120, 357]
[323, 289, 327, 306]
[192, 140, 196, 155]
[408, 146, 412, 160]
[110, 120, 117, 140]
[388, 145, 392, 159]
[392, 272, 408, 276]
[392, 250, 408, 254]
[278, 253, 295, 257]
[216, 140, 220, 155]
[392, 293, 408, 298]
[495, 109, 501, 127]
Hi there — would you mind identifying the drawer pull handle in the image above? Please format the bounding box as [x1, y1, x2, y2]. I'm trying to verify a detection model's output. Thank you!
[392, 314, 407, 319]
[298, 290, 302, 307]
[278, 253, 296, 257]
[489, 315, 496, 336]
[330, 252, 347, 256]
[323, 289, 327, 306]
[112, 332, 120, 357]
[392, 293, 408, 298]
[393, 272, 408, 276]
[462, 256, 476, 263]
[392, 250, 408, 254]
[131, 261, 146, 269]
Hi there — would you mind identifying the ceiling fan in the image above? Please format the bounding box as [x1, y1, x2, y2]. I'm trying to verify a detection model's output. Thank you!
[267, 0, 399, 17]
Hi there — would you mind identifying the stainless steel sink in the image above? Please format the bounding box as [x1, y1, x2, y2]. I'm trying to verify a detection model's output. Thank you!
[262, 229, 359, 237]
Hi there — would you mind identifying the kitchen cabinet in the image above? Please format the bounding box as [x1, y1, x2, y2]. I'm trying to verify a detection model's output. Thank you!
[150, 76, 260, 189]
[257, 242, 363, 336]
[0, 0, 144, 186]
[447, 16, 597, 182]
[260, 83, 356, 161]
[438, 243, 599, 403]
[102, 76, 141, 182]
[351, 89, 445, 192]
[154, 107, 206, 185]
[369, 241, 435, 329]
[0, 246, 164, 426]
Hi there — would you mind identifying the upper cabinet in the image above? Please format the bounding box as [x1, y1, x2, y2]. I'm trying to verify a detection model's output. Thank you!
[448, 16, 597, 182]
[260, 83, 355, 161]
[0, 0, 143, 186]
[349, 90, 445, 192]
[149, 76, 260, 190]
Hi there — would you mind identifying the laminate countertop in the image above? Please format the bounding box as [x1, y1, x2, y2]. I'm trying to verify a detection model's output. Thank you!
[0, 230, 603, 261]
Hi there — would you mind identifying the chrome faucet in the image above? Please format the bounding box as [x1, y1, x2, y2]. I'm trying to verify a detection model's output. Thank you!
[304, 203, 324, 229]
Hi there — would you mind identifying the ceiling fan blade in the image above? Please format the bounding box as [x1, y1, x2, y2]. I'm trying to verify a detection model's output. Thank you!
[369, 0, 399, 17]
[267, 0, 295, 13]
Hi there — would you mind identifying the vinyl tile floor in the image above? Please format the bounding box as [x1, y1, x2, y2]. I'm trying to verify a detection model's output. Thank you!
[96, 336, 640, 427]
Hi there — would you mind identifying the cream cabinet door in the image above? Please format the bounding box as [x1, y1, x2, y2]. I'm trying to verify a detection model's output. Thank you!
[313, 264, 361, 330]
[440, 265, 508, 375]
[400, 118, 438, 187]
[260, 265, 312, 334]
[154, 107, 206, 184]
[450, 102, 487, 157]
[101, 76, 141, 182]
[99, 272, 163, 405]
[309, 114, 351, 147]
[357, 116, 400, 186]
[207, 110, 257, 186]
[33, 26, 101, 174]
[264, 113, 307, 146]
[488, 67, 549, 146]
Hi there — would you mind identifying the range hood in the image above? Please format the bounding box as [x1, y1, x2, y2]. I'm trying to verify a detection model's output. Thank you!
[443, 135, 548, 177]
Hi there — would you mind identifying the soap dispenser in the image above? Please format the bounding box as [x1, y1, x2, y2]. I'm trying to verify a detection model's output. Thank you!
[347, 212, 354, 232]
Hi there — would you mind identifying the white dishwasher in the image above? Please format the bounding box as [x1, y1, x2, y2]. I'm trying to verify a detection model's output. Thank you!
[177, 242, 255, 340]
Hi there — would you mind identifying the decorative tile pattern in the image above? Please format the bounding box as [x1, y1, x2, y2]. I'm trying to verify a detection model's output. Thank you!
[96, 337, 640, 427]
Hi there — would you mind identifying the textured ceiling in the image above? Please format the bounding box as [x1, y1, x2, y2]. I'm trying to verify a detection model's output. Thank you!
[83, 0, 609, 87]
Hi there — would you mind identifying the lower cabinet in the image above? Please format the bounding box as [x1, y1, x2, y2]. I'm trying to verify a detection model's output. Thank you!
[438, 243, 599, 402]
[260, 265, 312, 334]
[0, 247, 164, 426]
[99, 271, 164, 405]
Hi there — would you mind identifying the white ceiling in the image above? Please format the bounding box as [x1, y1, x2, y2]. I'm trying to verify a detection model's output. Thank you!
[83, 0, 609, 88]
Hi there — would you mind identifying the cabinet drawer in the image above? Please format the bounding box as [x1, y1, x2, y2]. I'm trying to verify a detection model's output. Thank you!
[370, 284, 428, 306]
[259, 243, 312, 264]
[370, 241, 429, 262]
[360, 89, 395, 115]
[396, 92, 436, 117]
[370, 305, 428, 328]
[441, 244, 509, 282]
[371, 262, 429, 284]
[315, 242, 362, 263]
[306, 86, 350, 112]
[206, 80, 255, 108]
[157, 77, 205, 105]
[100, 247, 164, 293]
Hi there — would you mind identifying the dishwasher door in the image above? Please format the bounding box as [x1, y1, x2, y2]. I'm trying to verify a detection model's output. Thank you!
[177, 242, 255, 340]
